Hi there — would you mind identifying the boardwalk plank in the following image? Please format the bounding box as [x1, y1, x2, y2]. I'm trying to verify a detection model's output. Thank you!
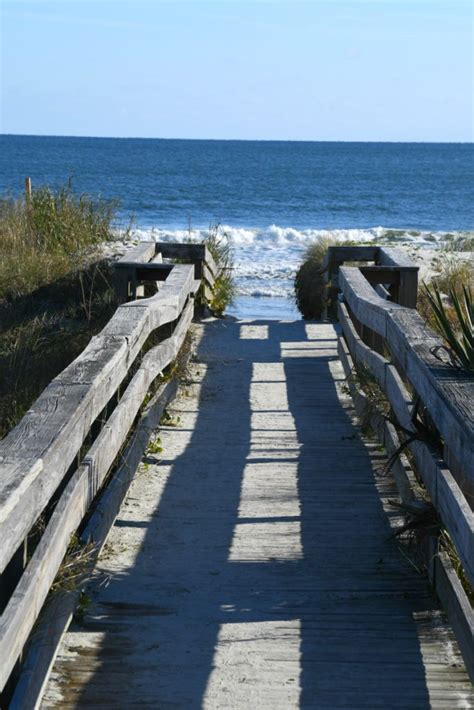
[41, 320, 472, 709]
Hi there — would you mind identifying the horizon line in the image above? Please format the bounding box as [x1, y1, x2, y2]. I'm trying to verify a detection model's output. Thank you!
[1, 132, 473, 145]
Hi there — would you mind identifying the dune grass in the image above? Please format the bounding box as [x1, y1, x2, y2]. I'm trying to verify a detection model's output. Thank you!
[294, 238, 337, 319]
[0, 184, 117, 300]
[0, 184, 121, 438]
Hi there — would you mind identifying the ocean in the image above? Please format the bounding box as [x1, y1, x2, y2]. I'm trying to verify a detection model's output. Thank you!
[1, 135, 473, 318]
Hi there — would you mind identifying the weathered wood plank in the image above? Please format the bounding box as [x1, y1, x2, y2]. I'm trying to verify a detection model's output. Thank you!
[8, 377, 180, 709]
[327, 245, 379, 263]
[374, 284, 391, 300]
[0, 303, 193, 690]
[84, 378, 178, 548]
[378, 246, 418, 269]
[0, 267, 195, 574]
[339, 302, 474, 588]
[191, 279, 202, 296]
[337, 334, 419, 506]
[202, 263, 215, 289]
[155, 242, 206, 261]
[339, 266, 474, 486]
[83, 301, 193, 483]
[203, 246, 218, 279]
[338, 328, 474, 682]
[434, 552, 474, 682]
[116, 241, 156, 266]
[39, 319, 472, 707]
[338, 302, 388, 387]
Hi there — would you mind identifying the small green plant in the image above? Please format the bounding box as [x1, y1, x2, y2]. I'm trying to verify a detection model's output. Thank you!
[147, 437, 163, 455]
[423, 283, 474, 372]
[74, 591, 92, 622]
[202, 223, 235, 316]
[160, 409, 181, 427]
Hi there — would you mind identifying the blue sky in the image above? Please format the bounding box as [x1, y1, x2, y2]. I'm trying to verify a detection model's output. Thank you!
[1, 1, 472, 141]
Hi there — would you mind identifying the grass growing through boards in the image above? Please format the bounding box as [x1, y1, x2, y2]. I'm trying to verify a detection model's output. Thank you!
[0, 184, 123, 438]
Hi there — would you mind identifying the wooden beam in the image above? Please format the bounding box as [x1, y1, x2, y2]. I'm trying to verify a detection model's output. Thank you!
[0, 304, 193, 691]
[339, 266, 474, 485]
[0, 267, 195, 574]
[338, 301, 474, 588]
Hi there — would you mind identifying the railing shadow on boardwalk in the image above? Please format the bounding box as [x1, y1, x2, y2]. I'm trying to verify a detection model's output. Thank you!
[68, 319, 432, 709]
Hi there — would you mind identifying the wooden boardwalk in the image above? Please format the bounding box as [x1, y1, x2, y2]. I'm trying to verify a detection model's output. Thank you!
[42, 319, 473, 709]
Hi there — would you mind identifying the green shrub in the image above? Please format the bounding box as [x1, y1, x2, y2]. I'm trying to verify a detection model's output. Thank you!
[294, 238, 336, 319]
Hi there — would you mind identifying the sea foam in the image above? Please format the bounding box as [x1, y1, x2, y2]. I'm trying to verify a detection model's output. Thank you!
[125, 224, 468, 299]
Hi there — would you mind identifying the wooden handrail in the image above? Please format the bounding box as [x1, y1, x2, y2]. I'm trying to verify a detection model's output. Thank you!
[338, 265, 474, 485]
[0, 242, 219, 697]
[333, 246, 474, 680]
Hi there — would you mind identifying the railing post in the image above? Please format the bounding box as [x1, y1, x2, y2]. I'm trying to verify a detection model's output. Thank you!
[398, 270, 418, 308]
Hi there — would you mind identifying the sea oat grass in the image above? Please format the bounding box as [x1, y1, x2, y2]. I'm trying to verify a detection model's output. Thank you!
[0, 184, 121, 437]
[0, 184, 116, 300]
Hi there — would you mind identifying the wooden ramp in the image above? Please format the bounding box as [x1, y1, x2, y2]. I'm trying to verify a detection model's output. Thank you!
[42, 320, 473, 709]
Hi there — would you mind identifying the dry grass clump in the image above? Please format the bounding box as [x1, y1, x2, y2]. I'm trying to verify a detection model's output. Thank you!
[0, 184, 121, 438]
[294, 238, 336, 319]
[0, 263, 119, 438]
[0, 184, 117, 300]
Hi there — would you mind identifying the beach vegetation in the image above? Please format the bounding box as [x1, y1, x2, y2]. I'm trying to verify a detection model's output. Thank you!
[422, 283, 474, 372]
[201, 223, 235, 316]
[417, 251, 474, 372]
[0, 183, 121, 438]
[294, 238, 336, 319]
[0, 183, 118, 300]
[443, 232, 474, 252]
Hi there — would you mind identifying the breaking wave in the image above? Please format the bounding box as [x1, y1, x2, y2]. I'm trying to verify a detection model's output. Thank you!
[129, 224, 462, 249]
[119, 224, 470, 299]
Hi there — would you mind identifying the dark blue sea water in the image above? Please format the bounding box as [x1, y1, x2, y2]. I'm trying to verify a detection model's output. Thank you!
[1, 135, 473, 317]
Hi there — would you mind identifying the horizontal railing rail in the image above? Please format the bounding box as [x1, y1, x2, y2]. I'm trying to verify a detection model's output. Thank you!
[0, 243, 219, 700]
[329, 245, 474, 681]
[114, 241, 218, 302]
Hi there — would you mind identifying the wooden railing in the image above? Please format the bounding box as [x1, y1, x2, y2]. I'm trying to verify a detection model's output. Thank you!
[328, 245, 474, 680]
[0, 242, 218, 704]
[113, 240, 219, 303]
